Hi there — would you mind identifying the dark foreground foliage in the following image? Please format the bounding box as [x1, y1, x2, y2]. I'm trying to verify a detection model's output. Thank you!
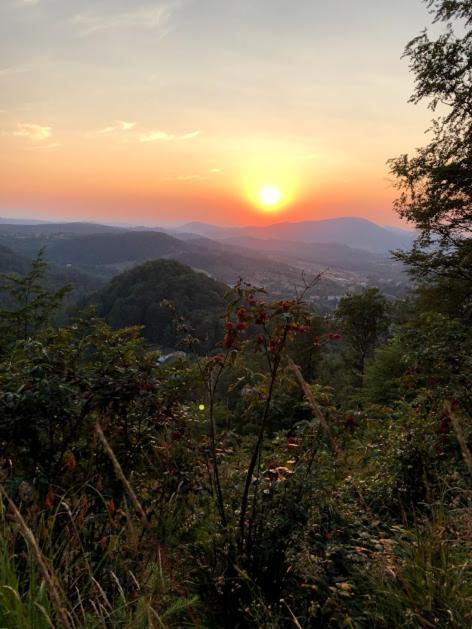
[1, 1, 472, 627]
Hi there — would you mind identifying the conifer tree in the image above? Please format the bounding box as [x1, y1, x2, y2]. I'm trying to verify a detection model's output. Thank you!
[0, 248, 71, 350]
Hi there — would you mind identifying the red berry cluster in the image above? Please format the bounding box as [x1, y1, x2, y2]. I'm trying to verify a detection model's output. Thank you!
[222, 287, 325, 357]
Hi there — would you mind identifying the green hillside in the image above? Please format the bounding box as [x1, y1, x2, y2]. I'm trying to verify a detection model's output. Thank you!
[81, 258, 227, 351]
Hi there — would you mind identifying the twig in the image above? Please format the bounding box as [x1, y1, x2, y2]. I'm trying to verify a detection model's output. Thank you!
[95, 420, 150, 529]
[287, 358, 340, 457]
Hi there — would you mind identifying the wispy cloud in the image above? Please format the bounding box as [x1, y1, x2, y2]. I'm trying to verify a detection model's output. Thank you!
[180, 130, 200, 140]
[72, 3, 178, 37]
[176, 174, 203, 181]
[29, 142, 61, 151]
[0, 65, 31, 78]
[165, 168, 221, 182]
[98, 120, 136, 134]
[139, 129, 200, 143]
[14, 122, 51, 141]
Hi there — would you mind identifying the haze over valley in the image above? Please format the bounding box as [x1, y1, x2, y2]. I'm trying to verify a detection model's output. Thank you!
[0, 215, 411, 315]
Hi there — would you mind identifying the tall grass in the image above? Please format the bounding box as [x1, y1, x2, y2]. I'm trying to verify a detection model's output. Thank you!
[0, 535, 53, 629]
[0, 501, 199, 629]
[364, 507, 472, 628]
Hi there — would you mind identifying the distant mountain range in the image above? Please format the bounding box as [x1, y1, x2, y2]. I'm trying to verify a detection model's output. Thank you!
[173, 217, 415, 254]
[0, 216, 412, 312]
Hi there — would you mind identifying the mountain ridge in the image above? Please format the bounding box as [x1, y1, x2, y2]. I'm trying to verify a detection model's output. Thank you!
[174, 217, 415, 253]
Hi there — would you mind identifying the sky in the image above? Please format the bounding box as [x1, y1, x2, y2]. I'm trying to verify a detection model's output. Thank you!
[0, 0, 436, 227]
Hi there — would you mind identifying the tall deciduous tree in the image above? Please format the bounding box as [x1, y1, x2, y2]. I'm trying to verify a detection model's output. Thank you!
[335, 288, 389, 386]
[389, 0, 472, 316]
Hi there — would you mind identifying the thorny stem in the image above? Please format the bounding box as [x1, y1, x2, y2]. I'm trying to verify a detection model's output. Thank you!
[208, 364, 228, 528]
[238, 358, 279, 554]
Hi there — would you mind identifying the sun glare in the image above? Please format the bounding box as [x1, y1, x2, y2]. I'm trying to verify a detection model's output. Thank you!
[240, 143, 300, 215]
[259, 186, 282, 208]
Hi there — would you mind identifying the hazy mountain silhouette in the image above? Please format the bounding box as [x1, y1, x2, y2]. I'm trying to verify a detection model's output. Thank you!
[0, 222, 123, 236]
[175, 217, 414, 253]
[0, 220, 410, 308]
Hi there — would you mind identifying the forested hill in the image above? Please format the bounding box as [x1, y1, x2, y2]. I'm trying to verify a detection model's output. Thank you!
[42, 231, 189, 267]
[0, 243, 32, 275]
[79, 259, 227, 352]
[0, 223, 409, 307]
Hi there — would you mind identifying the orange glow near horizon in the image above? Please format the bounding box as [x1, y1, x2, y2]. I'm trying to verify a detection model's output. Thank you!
[0, 1, 435, 229]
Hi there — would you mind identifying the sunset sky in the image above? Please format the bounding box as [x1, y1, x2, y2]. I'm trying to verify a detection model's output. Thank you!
[1, 0, 434, 227]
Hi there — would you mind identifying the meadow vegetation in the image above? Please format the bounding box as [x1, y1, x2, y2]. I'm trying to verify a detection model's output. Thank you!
[0, 1, 471, 626]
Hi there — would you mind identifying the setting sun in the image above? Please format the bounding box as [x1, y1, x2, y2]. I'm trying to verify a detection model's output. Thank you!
[259, 186, 282, 208]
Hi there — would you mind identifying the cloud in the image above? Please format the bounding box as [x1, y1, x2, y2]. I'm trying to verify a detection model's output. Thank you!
[166, 168, 221, 182]
[29, 142, 61, 151]
[98, 120, 136, 134]
[72, 3, 178, 37]
[0, 65, 31, 78]
[139, 131, 173, 143]
[139, 129, 200, 143]
[14, 122, 51, 141]
[176, 174, 203, 181]
[179, 130, 200, 140]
